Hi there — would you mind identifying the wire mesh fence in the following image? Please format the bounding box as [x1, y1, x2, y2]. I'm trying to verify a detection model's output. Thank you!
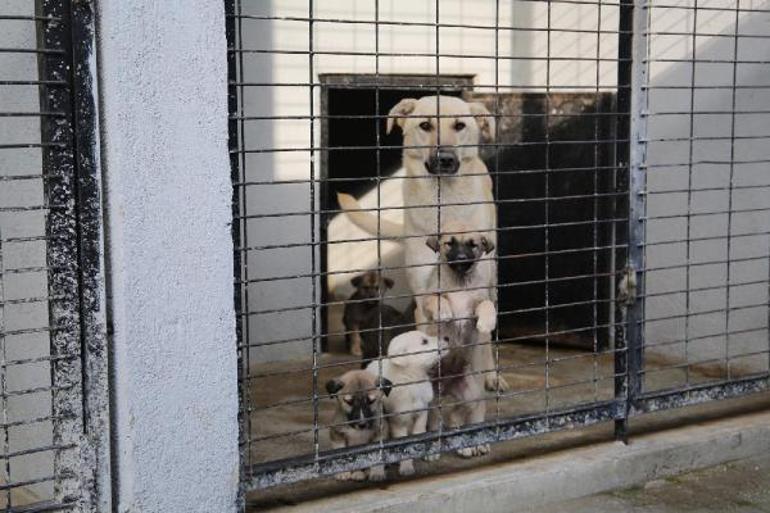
[0, 1, 107, 512]
[226, 0, 769, 497]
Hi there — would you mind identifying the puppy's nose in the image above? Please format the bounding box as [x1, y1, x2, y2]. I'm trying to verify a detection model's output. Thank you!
[427, 148, 459, 175]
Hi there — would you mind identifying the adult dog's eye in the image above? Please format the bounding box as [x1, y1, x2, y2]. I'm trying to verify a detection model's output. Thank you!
[467, 240, 477, 248]
[454, 121, 466, 131]
[422, 338, 428, 345]
[419, 121, 432, 131]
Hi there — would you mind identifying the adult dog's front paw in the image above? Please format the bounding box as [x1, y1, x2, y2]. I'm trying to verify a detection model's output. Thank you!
[476, 314, 496, 334]
[457, 444, 491, 458]
[335, 470, 368, 481]
[485, 373, 510, 392]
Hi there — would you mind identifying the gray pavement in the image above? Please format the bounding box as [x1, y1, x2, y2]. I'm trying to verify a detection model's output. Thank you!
[530, 454, 770, 513]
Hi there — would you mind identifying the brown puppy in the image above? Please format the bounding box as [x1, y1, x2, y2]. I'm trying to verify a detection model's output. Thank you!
[359, 303, 413, 368]
[343, 271, 395, 356]
[326, 370, 392, 481]
[423, 224, 497, 458]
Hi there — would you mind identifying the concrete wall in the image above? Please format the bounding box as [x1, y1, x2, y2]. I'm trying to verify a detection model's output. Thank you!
[643, 3, 770, 378]
[97, 1, 239, 512]
[0, 0, 54, 504]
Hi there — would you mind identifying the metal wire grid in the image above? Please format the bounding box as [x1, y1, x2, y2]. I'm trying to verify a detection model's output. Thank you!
[229, 0, 632, 491]
[632, 1, 770, 405]
[0, 1, 106, 512]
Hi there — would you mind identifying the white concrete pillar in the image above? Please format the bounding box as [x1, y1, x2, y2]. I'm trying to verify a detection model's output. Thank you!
[96, 1, 239, 511]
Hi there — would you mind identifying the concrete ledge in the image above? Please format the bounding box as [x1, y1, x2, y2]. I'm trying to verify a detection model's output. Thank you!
[268, 409, 770, 513]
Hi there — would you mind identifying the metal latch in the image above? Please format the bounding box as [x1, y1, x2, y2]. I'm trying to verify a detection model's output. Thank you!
[617, 266, 638, 307]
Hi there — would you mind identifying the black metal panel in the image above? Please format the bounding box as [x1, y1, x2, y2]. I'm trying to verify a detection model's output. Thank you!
[0, 1, 107, 511]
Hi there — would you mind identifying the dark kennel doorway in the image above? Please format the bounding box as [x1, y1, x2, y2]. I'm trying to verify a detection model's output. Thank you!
[319, 74, 473, 352]
[319, 74, 618, 352]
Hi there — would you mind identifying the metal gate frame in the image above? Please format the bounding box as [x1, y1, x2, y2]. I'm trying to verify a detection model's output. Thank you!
[226, 0, 770, 493]
[2, 1, 111, 512]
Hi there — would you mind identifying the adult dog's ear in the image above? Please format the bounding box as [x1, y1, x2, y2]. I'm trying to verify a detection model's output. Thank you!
[378, 377, 393, 397]
[426, 236, 440, 253]
[325, 378, 344, 397]
[387, 98, 418, 134]
[383, 277, 395, 289]
[350, 275, 363, 288]
[481, 236, 495, 254]
[469, 102, 496, 142]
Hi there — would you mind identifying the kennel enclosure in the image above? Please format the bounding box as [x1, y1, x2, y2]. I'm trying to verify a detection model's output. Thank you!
[227, 0, 770, 495]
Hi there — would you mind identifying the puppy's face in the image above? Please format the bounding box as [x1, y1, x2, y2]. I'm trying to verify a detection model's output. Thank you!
[388, 331, 449, 371]
[350, 271, 394, 300]
[426, 231, 495, 276]
[387, 96, 495, 176]
[326, 370, 392, 430]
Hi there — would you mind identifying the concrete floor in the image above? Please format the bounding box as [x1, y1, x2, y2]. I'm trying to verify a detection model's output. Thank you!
[243, 335, 745, 510]
[532, 454, 770, 513]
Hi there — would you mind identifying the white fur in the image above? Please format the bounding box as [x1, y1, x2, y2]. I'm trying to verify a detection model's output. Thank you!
[366, 330, 447, 476]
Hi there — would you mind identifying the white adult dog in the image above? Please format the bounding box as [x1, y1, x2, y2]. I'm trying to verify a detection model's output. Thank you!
[339, 95, 509, 393]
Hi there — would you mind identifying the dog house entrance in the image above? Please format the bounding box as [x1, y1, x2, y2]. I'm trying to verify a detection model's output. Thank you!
[320, 74, 471, 352]
[320, 74, 619, 354]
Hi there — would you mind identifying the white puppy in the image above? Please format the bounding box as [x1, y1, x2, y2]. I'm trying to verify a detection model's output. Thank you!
[366, 330, 448, 476]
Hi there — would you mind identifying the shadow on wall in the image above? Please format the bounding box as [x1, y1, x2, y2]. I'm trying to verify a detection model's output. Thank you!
[642, 7, 770, 378]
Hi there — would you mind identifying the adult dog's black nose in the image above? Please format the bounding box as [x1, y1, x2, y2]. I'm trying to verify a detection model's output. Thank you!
[427, 148, 459, 175]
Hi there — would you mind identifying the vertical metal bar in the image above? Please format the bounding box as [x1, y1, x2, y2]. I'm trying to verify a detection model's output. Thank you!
[374, 0, 386, 463]
[592, 0, 603, 402]
[0, 234, 10, 512]
[493, 0, 502, 434]
[544, 0, 553, 425]
[724, 0, 741, 381]
[614, 0, 642, 442]
[69, 1, 111, 510]
[434, 0, 444, 452]
[683, 0, 699, 388]
[225, 0, 247, 507]
[308, 0, 320, 465]
[37, 0, 84, 507]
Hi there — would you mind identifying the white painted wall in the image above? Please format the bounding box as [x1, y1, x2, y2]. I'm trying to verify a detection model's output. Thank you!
[643, 2, 770, 376]
[98, 1, 239, 512]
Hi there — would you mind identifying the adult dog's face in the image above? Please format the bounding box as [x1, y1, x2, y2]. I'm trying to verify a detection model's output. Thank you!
[426, 230, 495, 277]
[387, 95, 495, 176]
[326, 370, 392, 430]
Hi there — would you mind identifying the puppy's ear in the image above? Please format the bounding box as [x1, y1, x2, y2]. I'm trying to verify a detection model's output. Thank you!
[481, 236, 495, 254]
[426, 236, 440, 253]
[384, 277, 395, 289]
[378, 377, 393, 397]
[350, 275, 363, 288]
[387, 98, 418, 134]
[325, 378, 344, 397]
[469, 102, 496, 142]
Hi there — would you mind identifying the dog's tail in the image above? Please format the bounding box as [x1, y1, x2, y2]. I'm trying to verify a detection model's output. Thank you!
[336, 192, 403, 240]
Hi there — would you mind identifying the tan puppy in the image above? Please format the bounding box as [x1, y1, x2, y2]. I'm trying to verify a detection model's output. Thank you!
[338, 95, 508, 393]
[326, 370, 392, 480]
[366, 330, 448, 475]
[423, 224, 497, 457]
